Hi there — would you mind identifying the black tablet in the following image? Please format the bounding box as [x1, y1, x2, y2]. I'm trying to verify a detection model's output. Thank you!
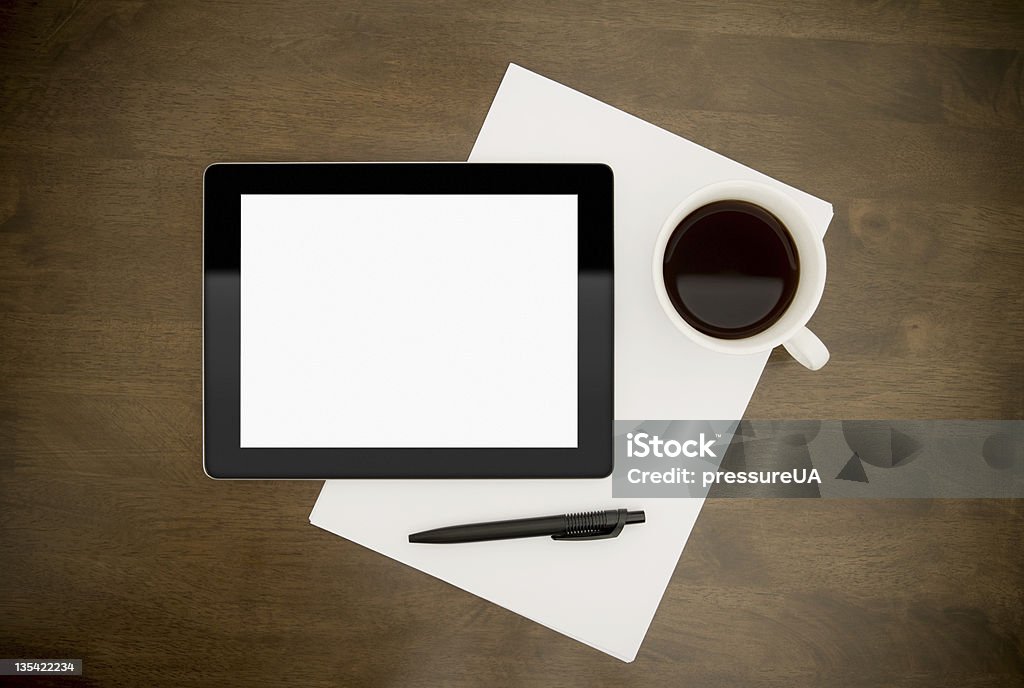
[203, 163, 613, 478]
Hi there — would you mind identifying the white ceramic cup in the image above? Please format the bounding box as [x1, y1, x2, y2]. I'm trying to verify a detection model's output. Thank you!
[652, 180, 829, 370]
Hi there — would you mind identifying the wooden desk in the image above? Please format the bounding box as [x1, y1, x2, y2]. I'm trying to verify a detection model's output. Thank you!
[2, 2, 1021, 685]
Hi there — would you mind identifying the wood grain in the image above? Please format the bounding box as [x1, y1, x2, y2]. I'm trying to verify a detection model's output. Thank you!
[1, 1, 1022, 686]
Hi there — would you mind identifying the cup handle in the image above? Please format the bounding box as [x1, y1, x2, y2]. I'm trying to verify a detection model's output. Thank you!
[782, 327, 830, 371]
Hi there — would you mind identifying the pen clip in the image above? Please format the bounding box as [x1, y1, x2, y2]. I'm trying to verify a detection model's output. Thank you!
[551, 509, 628, 541]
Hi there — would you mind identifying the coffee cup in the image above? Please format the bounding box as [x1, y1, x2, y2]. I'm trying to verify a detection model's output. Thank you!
[652, 180, 829, 370]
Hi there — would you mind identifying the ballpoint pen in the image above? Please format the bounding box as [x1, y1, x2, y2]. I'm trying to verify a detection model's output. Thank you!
[409, 508, 645, 544]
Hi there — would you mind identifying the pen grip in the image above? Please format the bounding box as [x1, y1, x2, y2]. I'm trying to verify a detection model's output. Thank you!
[564, 510, 619, 537]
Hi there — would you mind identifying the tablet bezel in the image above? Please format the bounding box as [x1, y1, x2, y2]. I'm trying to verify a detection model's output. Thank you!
[203, 163, 613, 478]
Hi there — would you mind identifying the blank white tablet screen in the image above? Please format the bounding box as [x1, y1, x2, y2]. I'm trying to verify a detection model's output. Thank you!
[240, 194, 578, 448]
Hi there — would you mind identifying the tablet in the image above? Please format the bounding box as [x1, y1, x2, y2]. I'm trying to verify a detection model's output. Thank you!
[203, 163, 613, 478]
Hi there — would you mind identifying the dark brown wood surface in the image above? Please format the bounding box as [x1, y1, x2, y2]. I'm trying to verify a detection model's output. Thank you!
[2, 2, 1022, 686]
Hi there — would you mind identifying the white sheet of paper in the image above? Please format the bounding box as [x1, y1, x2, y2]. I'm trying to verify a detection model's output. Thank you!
[310, 64, 833, 662]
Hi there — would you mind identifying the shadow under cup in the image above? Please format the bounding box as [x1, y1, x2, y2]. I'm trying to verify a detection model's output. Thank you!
[661, 200, 801, 340]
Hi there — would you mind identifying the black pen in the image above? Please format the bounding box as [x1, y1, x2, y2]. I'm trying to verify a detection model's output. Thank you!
[408, 508, 645, 544]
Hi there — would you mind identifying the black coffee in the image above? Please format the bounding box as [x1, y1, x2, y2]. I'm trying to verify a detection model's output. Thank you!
[663, 200, 799, 339]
